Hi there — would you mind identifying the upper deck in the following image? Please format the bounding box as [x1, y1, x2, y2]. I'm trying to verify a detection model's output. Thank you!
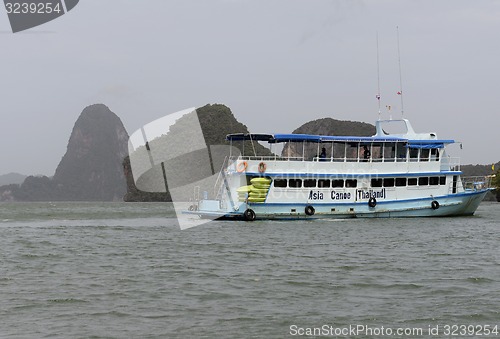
[226, 119, 460, 175]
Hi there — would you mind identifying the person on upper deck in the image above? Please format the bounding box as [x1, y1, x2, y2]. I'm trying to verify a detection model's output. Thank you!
[320, 147, 327, 161]
[363, 145, 371, 161]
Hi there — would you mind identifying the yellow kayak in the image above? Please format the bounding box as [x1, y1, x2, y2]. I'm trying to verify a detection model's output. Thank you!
[236, 185, 253, 193]
[249, 186, 268, 193]
[247, 197, 266, 203]
[252, 184, 271, 190]
[249, 191, 267, 198]
[250, 178, 271, 185]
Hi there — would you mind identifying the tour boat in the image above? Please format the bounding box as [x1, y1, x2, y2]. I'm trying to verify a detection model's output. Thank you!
[186, 118, 492, 221]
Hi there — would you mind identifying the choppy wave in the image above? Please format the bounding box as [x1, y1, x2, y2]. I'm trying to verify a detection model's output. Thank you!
[0, 202, 499, 338]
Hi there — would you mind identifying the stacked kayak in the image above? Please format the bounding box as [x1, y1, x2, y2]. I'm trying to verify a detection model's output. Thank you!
[237, 177, 271, 203]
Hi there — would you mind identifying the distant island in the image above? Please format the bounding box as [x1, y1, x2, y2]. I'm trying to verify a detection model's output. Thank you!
[0, 103, 498, 202]
[0, 104, 128, 201]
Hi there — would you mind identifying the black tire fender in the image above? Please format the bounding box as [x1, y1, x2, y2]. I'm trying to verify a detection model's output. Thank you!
[305, 205, 315, 216]
[431, 200, 440, 210]
[368, 197, 377, 208]
[244, 209, 256, 221]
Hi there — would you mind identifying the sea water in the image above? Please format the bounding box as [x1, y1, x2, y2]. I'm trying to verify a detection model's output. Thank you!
[1, 202, 499, 338]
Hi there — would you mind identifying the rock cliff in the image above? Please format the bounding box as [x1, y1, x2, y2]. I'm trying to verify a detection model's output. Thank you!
[0, 104, 129, 201]
[53, 104, 129, 200]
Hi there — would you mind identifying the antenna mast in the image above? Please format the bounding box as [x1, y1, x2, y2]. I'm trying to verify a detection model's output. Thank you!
[397, 26, 404, 117]
[376, 31, 381, 120]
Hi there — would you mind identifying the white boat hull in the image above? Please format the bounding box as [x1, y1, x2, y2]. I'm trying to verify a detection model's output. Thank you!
[187, 189, 491, 220]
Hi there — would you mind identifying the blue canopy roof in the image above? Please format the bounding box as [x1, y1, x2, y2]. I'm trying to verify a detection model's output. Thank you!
[226, 133, 455, 147]
[271, 134, 324, 143]
[407, 139, 455, 149]
[225, 133, 274, 142]
[226, 133, 406, 143]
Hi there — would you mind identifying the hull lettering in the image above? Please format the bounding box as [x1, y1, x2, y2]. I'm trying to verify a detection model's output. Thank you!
[308, 190, 324, 200]
[331, 190, 351, 200]
[356, 188, 386, 200]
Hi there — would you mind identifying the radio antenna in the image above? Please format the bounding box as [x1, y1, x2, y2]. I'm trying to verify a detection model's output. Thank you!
[397, 26, 404, 117]
[376, 31, 381, 120]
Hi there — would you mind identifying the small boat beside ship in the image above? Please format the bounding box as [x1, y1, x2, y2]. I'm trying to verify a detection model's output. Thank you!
[185, 118, 493, 221]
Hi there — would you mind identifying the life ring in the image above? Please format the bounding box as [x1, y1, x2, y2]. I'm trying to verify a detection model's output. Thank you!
[305, 205, 315, 216]
[258, 162, 267, 173]
[237, 161, 248, 173]
[244, 208, 256, 221]
[431, 200, 440, 210]
[368, 197, 377, 208]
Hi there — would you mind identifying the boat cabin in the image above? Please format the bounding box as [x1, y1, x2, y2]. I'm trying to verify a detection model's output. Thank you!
[226, 119, 455, 166]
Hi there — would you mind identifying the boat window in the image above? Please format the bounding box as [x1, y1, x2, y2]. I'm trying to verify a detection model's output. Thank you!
[371, 143, 383, 162]
[361, 143, 371, 162]
[409, 148, 419, 162]
[303, 179, 317, 188]
[288, 179, 302, 188]
[383, 142, 396, 161]
[418, 177, 429, 186]
[332, 179, 344, 188]
[346, 143, 358, 162]
[334, 142, 346, 161]
[440, 176, 446, 185]
[429, 177, 439, 185]
[345, 179, 357, 188]
[383, 178, 395, 187]
[431, 148, 440, 161]
[420, 149, 430, 161]
[396, 178, 407, 186]
[408, 178, 418, 186]
[318, 179, 330, 188]
[283, 142, 303, 160]
[396, 143, 407, 162]
[371, 178, 383, 188]
[274, 179, 287, 188]
[316, 144, 332, 162]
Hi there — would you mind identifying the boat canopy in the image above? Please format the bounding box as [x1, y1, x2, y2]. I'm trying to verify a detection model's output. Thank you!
[225, 133, 274, 142]
[226, 133, 455, 147]
[271, 134, 410, 143]
[226, 133, 405, 143]
[407, 140, 455, 149]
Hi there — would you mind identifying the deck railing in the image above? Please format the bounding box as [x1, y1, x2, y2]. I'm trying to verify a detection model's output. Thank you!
[461, 176, 493, 191]
[237, 155, 305, 161]
[231, 155, 461, 168]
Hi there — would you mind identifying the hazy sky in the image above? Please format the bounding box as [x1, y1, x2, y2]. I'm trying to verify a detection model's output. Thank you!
[1, 0, 499, 175]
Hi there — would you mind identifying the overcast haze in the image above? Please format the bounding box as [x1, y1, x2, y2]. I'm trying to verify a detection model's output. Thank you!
[1, 0, 499, 176]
